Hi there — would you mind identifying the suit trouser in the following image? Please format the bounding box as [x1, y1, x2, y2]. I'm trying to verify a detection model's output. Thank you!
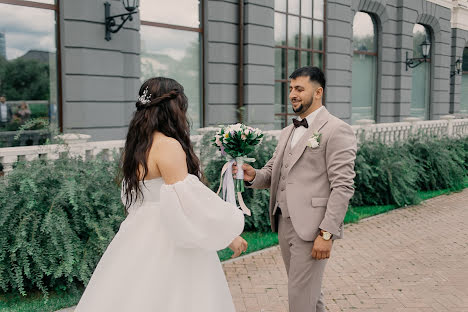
[278, 214, 328, 312]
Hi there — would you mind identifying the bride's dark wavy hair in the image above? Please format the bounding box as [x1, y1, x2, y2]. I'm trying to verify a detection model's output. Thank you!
[120, 77, 201, 212]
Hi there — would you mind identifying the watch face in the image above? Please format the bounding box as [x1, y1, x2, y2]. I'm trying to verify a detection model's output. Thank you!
[323, 232, 331, 240]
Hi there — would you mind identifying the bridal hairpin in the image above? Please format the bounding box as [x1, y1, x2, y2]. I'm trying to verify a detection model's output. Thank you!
[138, 86, 151, 105]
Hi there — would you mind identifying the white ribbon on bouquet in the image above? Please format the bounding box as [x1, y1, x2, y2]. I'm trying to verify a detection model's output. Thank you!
[216, 156, 255, 216]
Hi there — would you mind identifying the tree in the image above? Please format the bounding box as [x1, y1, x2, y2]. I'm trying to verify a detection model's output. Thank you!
[0, 58, 49, 101]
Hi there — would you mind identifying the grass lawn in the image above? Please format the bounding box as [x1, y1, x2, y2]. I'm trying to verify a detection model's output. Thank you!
[2, 179, 466, 312]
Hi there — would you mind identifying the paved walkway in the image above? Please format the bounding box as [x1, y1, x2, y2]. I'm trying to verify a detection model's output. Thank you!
[58, 189, 468, 312]
[223, 189, 468, 312]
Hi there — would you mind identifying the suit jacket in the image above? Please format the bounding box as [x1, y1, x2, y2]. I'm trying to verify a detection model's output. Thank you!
[249, 107, 357, 241]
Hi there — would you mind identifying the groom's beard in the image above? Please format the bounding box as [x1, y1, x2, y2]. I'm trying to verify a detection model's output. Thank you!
[292, 100, 312, 115]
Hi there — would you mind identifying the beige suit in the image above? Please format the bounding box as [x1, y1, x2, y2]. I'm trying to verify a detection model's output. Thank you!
[249, 107, 357, 311]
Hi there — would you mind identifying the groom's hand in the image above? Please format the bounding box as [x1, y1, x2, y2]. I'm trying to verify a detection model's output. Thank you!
[232, 163, 256, 182]
[311, 235, 333, 260]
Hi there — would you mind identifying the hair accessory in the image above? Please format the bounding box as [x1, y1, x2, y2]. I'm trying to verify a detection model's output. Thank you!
[138, 86, 151, 105]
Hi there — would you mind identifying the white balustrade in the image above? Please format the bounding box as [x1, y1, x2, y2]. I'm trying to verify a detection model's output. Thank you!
[1, 118, 468, 174]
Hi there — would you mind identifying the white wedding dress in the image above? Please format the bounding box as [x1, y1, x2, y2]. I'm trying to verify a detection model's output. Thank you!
[75, 174, 244, 312]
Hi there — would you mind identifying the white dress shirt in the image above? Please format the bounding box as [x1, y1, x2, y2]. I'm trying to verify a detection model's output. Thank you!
[249, 106, 324, 184]
[290, 106, 323, 149]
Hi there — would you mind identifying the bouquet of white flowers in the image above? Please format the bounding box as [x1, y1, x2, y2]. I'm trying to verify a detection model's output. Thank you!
[212, 123, 264, 215]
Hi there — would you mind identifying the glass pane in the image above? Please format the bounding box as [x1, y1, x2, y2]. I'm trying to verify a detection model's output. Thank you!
[140, 0, 200, 28]
[288, 100, 295, 113]
[351, 54, 377, 124]
[274, 114, 285, 130]
[461, 73, 468, 114]
[462, 48, 468, 113]
[288, 15, 300, 47]
[141, 26, 202, 129]
[301, 51, 312, 66]
[353, 12, 376, 53]
[313, 52, 323, 69]
[275, 0, 287, 12]
[288, 49, 299, 77]
[314, 0, 324, 20]
[411, 61, 430, 119]
[301, 0, 312, 18]
[463, 47, 468, 72]
[413, 24, 430, 59]
[275, 82, 286, 114]
[313, 20, 324, 50]
[288, 0, 300, 15]
[0, 4, 58, 133]
[275, 13, 287, 46]
[275, 49, 287, 79]
[301, 18, 312, 49]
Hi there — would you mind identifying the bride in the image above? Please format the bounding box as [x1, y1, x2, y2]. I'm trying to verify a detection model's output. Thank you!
[75, 77, 247, 311]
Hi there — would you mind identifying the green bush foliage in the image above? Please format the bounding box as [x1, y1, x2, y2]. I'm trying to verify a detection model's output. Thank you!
[0, 154, 125, 297]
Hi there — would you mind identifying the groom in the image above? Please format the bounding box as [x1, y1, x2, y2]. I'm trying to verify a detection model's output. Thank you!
[233, 66, 357, 311]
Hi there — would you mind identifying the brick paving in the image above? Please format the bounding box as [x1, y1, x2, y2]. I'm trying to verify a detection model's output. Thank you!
[223, 189, 468, 312]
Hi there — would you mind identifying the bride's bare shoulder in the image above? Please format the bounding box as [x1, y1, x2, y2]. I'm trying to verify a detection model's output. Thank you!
[153, 132, 181, 149]
[151, 132, 188, 183]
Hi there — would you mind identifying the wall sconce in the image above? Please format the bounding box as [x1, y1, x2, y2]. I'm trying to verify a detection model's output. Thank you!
[405, 40, 431, 71]
[450, 58, 463, 77]
[105, 0, 140, 41]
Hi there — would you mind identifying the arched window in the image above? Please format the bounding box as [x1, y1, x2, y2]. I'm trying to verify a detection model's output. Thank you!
[351, 12, 378, 124]
[410, 24, 431, 119]
[461, 47, 468, 114]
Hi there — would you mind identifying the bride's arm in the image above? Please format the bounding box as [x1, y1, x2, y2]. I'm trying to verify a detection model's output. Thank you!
[156, 137, 245, 252]
[153, 136, 188, 185]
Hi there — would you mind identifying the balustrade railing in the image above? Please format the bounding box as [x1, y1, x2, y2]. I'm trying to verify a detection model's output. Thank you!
[1, 117, 467, 174]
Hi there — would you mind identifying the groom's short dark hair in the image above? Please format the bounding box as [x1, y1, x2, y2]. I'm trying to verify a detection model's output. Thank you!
[289, 66, 326, 92]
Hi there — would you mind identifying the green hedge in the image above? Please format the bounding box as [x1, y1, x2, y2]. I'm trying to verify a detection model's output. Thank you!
[0, 134, 466, 297]
[0, 154, 125, 297]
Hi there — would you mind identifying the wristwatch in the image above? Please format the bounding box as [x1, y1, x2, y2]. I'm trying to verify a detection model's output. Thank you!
[319, 230, 332, 241]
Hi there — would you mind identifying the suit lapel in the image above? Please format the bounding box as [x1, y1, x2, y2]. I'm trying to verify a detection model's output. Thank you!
[289, 107, 330, 169]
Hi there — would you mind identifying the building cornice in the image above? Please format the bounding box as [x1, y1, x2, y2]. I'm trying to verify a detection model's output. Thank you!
[426, 0, 454, 9]
[452, 1, 468, 31]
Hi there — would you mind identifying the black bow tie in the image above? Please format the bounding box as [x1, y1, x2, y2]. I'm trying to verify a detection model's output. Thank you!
[293, 118, 308, 128]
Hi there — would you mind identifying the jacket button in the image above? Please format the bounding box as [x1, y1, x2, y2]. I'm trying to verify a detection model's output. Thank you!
[282, 176, 285, 180]
[288, 153, 292, 156]
[285, 164, 288, 168]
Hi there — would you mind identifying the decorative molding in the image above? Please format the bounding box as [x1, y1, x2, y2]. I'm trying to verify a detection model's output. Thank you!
[426, 0, 453, 9]
[452, 3, 468, 31]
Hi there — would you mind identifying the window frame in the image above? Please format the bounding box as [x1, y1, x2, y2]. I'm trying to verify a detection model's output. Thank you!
[0, 0, 63, 131]
[139, 1, 205, 127]
[351, 11, 378, 124]
[411, 23, 432, 120]
[274, 0, 327, 129]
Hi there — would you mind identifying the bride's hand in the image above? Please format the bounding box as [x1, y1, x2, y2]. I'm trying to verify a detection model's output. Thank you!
[229, 236, 248, 259]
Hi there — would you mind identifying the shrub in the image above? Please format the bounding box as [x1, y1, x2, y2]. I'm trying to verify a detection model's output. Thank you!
[0, 154, 124, 297]
[351, 140, 421, 207]
[406, 135, 466, 191]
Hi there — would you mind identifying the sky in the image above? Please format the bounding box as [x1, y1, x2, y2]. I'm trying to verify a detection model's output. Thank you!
[353, 12, 374, 38]
[140, 0, 200, 28]
[0, 3, 56, 60]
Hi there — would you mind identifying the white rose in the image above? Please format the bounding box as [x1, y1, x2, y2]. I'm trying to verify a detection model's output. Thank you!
[308, 138, 319, 148]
